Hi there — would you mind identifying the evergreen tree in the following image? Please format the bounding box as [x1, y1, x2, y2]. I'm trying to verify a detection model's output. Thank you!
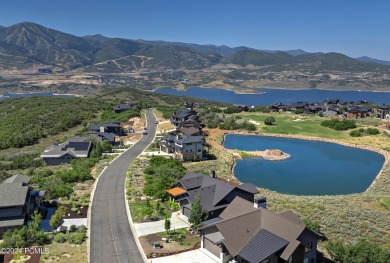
[188, 194, 208, 232]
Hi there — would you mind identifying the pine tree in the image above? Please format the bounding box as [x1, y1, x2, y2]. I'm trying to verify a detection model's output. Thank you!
[188, 194, 208, 233]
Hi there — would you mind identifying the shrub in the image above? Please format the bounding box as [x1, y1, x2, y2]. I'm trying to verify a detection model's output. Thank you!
[54, 233, 67, 243]
[68, 232, 86, 244]
[77, 225, 87, 233]
[264, 117, 276, 125]
[50, 206, 67, 229]
[68, 225, 77, 232]
[349, 130, 362, 137]
[366, 128, 380, 135]
[321, 119, 356, 130]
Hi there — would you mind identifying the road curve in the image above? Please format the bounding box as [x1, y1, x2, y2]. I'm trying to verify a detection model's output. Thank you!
[90, 109, 156, 263]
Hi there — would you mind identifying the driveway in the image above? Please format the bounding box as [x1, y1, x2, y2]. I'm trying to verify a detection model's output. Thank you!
[134, 212, 189, 237]
[89, 109, 157, 263]
[150, 249, 218, 263]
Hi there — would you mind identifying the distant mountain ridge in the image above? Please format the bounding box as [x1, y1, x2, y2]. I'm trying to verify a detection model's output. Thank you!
[356, 56, 390, 67]
[0, 22, 388, 73]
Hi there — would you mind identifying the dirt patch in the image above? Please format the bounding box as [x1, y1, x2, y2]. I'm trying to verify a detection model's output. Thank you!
[62, 204, 88, 219]
[3, 248, 42, 263]
[140, 232, 200, 258]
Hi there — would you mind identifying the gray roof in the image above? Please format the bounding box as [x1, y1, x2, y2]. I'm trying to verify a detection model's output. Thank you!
[0, 217, 25, 227]
[176, 135, 204, 144]
[202, 217, 223, 226]
[89, 122, 121, 130]
[204, 197, 308, 259]
[0, 183, 29, 207]
[237, 183, 260, 194]
[113, 103, 136, 111]
[41, 141, 92, 158]
[177, 173, 257, 213]
[3, 174, 30, 185]
[239, 229, 289, 263]
[173, 108, 195, 119]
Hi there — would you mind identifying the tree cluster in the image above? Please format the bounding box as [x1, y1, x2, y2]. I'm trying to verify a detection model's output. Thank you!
[326, 240, 390, 263]
[349, 128, 380, 137]
[321, 119, 357, 130]
[0, 97, 106, 149]
[0, 211, 48, 248]
[143, 156, 186, 198]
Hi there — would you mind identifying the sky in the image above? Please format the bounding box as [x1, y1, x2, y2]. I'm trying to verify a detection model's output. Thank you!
[1, 0, 390, 60]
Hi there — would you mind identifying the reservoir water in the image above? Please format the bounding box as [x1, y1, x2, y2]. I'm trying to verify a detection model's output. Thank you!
[155, 87, 390, 105]
[224, 134, 385, 195]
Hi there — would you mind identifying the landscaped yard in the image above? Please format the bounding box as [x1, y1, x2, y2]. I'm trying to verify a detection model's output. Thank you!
[128, 200, 174, 223]
[139, 228, 200, 258]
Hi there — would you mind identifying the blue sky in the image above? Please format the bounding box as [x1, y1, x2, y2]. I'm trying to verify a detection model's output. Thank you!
[1, 0, 390, 60]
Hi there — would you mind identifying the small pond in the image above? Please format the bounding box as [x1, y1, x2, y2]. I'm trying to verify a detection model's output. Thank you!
[224, 134, 385, 195]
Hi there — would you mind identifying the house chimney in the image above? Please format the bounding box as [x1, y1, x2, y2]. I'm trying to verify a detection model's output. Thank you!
[100, 126, 105, 133]
[211, 170, 216, 179]
[254, 196, 267, 209]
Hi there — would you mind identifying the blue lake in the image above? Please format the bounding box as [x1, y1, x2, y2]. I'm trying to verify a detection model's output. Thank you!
[224, 134, 385, 195]
[155, 87, 390, 105]
[0, 92, 75, 101]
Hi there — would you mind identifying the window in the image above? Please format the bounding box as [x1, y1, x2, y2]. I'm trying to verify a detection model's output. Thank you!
[305, 242, 312, 253]
[261, 259, 270, 263]
[288, 256, 293, 263]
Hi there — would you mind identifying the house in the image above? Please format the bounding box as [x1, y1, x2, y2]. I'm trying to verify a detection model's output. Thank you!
[41, 141, 92, 165]
[67, 133, 116, 145]
[234, 104, 249, 112]
[346, 106, 371, 119]
[112, 101, 138, 113]
[89, 122, 123, 135]
[170, 108, 199, 127]
[160, 134, 205, 161]
[376, 105, 390, 120]
[270, 103, 287, 113]
[200, 197, 319, 263]
[0, 175, 45, 238]
[178, 119, 204, 129]
[166, 172, 259, 219]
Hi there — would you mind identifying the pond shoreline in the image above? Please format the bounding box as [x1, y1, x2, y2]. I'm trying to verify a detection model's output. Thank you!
[222, 131, 389, 192]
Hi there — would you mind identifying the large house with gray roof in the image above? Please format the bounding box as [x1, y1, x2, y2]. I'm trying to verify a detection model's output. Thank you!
[160, 134, 205, 161]
[170, 108, 199, 127]
[200, 197, 319, 263]
[166, 172, 259, 219]
[41, 141, 92, 165]
[0, 175, 45, 238]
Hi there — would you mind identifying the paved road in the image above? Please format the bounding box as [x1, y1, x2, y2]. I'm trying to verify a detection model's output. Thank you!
[90, 109, 156, 263]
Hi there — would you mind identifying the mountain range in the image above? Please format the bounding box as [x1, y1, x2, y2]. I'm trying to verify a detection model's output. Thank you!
[0, 22, 389, 73]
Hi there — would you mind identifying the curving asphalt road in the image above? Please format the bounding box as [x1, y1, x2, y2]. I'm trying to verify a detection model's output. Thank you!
[90, 109, 156, 263]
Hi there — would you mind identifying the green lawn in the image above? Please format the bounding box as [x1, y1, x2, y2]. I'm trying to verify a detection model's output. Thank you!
[235, 112, 346, 139]
[380, 197, 390, 210]
[128, 200, 172, 223]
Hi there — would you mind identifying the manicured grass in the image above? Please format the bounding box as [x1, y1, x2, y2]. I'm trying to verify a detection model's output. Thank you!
[380, 197, 390, 210]
[236, 112, 345, 139]
[128, 200, 172, 223]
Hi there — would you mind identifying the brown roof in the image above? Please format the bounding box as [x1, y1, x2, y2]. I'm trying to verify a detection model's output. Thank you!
[208, 197, 307, 259]
[166, 187, 186, 197]
[179, 127, 200, 136]
[278, 210, 304, 225]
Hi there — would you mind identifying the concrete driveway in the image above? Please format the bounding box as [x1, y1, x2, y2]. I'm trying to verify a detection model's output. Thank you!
[150, 249, 218, 263]
[134, 212, 189, 237]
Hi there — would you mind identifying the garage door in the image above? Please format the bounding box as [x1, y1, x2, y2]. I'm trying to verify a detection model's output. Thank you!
[183, 206, 191, 217]
[204, 237, 221, 258]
